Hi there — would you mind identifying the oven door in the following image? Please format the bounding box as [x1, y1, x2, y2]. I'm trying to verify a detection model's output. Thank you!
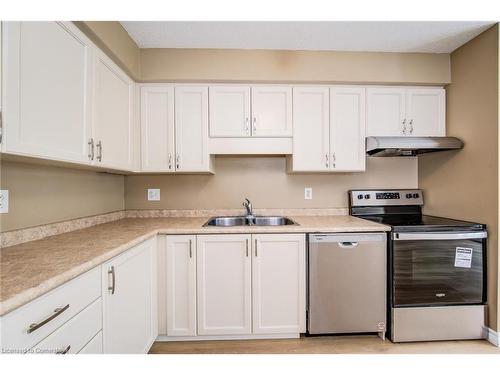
[392, 231, 487, 307]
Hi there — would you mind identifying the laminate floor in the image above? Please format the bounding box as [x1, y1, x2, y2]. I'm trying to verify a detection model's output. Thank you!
[149, 335, 499, 354]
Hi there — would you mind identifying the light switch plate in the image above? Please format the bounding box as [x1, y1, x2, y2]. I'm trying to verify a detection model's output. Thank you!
[147, 188, 160, 201]
[0, 190, 9, 213]
[304, 187, 313, 200]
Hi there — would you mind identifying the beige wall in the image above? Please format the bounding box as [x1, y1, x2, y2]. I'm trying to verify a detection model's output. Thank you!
[419, 25, 499, 330]
[75, 21, 140, 80]
[125, 157, 418, 210]
[139, 48, 450, 84]
[0, 161, 124, 232]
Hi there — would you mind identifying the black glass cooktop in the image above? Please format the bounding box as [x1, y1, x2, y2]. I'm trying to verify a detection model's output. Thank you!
[360, 214, 486, 232]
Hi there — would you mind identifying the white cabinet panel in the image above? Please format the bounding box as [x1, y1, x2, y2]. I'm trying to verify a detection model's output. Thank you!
[406, 88, 445, 136]
[93, 51, 134, 170]
[140, 86, 175, 172]
[166, 235, 197, 337]
[209, 86, 251, 137]
[252, 234, 306, 334]
[330, 87, 366, 171]
[175, 86, 210, 172]
[102, 238, 157, 354]
[366, 87, 406, 136]
[78, 331, 103, 354]
[196, 234, 252, 335]
[251, 86, 292, 137]
[291, 87, 330, 171]
[2, 22, 92, 163]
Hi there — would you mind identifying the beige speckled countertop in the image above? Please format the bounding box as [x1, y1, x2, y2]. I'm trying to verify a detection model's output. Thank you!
[0, 216, 389, 316]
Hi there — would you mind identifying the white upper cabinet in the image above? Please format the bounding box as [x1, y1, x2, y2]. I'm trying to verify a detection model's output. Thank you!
[140, 86, 175, 172]
[92, 50, 135, 171]
[102, 238, 157, 354]
[175, 86, 212, 172]
[2, 22, 93, 163]
[209, 86, 251, 137]
[330, 87, 366, 171]
[196, 234, 252, 335]
[251, 86, 292, 137]
[291, 87, 330, 171]
[165, 235, 197, 337]
[366, 87, 406, 137]
[367, 87, 445, 137]
[406, 88, 445, 136]
[252, 234, 306, 334]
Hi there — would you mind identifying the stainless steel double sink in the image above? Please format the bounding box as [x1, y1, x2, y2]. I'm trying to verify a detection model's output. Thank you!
[203, 215, 298, 227]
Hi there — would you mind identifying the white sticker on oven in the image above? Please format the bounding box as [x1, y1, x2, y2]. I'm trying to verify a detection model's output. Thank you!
[454, 247, 473, 268]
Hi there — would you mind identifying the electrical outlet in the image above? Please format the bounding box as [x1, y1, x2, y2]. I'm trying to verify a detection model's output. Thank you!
[304, 187, 313, 200]
[0, 190, 9, 213]
[147, 188, 160, 201]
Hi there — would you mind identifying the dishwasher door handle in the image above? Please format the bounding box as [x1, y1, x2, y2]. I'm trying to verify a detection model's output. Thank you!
[338, 242, 358, 248]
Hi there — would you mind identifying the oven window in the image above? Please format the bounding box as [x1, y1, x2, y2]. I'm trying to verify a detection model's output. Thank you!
[392, 238, 485, 307]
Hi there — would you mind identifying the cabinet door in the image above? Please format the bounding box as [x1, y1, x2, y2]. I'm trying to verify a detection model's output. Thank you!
[102, 238, 157, 354]
[2, 22, 92, 163]
[140, 86, 175, 172]
[291, 87, 330, 171]
[330, 87, 366, 171]
[366, 87, 406, 136]
[406, 88, 445, 136]
[93, 50, 134, 171]
[209, 86, 251, 137]
[197, 234, 252, 335]
[252, 234, 306, 334]
[175, 86, 210, 172]
[165, 235, 197, 337]
[251, 86, 292, 137]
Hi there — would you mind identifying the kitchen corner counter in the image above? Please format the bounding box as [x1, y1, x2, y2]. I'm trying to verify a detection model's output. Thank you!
[0, 216, 389, 316]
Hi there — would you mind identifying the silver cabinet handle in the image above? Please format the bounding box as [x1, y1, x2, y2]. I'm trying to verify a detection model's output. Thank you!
[246, 239, 249, 257]
[245, 117, 249, 134]
[108, 266, 116, 294]
[402, 119, 407, 135]
[88, 138, 94, 161]
[325, 154, 329, 168]
[27, 304, 70, 334]
[96, 141, 102, 162]
[176, 154, 180, 170]
[331, 153, 336, 169]
[168, 154, 172, 170]
[252, 117, 257, 134]
[254, 239, 258, 257]
[409, 119, 414, 134]
[189, 239, 193, 258]
[56, 345, 71, 354]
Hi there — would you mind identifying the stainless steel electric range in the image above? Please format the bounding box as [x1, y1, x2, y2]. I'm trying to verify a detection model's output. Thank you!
[349, 189, 487, 342]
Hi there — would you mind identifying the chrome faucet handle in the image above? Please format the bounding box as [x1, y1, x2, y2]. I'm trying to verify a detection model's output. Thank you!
[243, 198, 253, 216]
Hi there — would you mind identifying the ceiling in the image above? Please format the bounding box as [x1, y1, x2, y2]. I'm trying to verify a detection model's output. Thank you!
[121, 21, 495, 53]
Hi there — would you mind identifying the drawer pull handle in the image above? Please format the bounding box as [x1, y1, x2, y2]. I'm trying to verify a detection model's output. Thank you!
[108, 266, 116, 295]
[27, 304, 70, 334]
[56, 345, 71, 354]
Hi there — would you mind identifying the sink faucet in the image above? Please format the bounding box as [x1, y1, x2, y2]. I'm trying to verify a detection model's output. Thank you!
[243, 198, 253, 217]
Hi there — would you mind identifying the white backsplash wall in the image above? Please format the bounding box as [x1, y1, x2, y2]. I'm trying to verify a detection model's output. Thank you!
[125, 156, 418, 210]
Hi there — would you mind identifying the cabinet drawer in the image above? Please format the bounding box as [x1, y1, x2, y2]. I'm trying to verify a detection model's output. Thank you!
[1, 267, 101, 352]
[78, 331, 103, 354]
[32, 298, 102, 354]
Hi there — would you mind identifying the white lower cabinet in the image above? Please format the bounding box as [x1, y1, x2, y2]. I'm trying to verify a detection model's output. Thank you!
[102, 237, 158, 353]
[252, 234, 306, 334]
[196, 234, 252, 335]
[165, 235, 197, 336]
[162, 233, 306, 339]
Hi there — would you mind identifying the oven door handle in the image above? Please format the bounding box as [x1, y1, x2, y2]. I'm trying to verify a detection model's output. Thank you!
[393, 231, 487, 241]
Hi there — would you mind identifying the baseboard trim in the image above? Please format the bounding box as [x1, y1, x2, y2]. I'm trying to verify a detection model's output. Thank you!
[483, 326, 499, 347]
[156, 333, 300, 342]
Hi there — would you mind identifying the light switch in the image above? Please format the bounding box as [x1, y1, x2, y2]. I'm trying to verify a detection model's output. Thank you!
[0, 190, 9, 213]
[304, 187, 313, 200]
[147, 188, 160, 201]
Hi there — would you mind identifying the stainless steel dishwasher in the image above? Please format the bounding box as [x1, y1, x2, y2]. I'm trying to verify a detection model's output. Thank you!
[307, 233, 387, 337]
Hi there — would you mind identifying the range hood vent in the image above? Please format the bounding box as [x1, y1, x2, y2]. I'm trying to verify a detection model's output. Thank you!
[366, 136, 464, 157]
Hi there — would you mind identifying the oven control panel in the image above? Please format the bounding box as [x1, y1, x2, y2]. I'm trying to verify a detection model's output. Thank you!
[349, 189, 424, 207]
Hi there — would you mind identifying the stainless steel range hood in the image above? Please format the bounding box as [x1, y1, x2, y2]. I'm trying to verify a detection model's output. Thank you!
[366, 137, 464, 157]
